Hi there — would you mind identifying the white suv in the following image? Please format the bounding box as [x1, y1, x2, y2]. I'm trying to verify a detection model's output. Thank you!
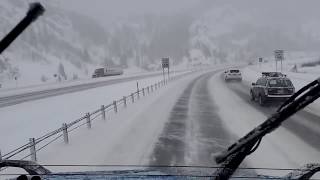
[224, 69, 242, 82]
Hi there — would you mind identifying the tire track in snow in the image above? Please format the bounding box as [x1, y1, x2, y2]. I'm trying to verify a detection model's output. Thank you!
[187, 73, 234, 165]
[149, 71, 234, 166]
[222, 76, 320, 151]
[149, 74, 202, 166]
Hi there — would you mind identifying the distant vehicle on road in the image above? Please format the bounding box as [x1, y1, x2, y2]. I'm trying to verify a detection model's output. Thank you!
[250, 72, 295, 106]
[92, 67, 124, 78]
[224, 69, 242, 82]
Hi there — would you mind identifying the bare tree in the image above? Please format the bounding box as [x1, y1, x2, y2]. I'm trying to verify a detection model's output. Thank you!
[58, 63, 67, 80]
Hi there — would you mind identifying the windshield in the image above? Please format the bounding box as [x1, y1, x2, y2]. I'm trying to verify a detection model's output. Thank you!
[268, 79, 293, 87]
[1, 0, 320, 179]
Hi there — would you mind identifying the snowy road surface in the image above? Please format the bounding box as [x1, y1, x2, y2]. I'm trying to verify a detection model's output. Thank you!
[0, 71, 176, 108]
[147, 70, 320, 176]
[2, 67, 320, 177]
[0, 69, 197, 155]
[150, 71, 235, 167]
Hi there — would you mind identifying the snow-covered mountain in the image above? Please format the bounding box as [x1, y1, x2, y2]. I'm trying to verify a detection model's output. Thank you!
[0, 0, 109, 86]
[0, 0, 194, 87]
[188, 1, 320, 64]
[2, 0, 320, 88]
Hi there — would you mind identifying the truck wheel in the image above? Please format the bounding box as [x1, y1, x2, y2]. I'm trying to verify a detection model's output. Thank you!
[259, 95, 265, 106]
[250, 91, 255, 101]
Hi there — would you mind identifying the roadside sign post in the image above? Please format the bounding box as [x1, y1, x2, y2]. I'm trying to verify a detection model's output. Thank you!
[274, 50, 284, 72]
[162, 68, 165, 84]
[161, 58, 170, 83]
[167, 66, 170, 81]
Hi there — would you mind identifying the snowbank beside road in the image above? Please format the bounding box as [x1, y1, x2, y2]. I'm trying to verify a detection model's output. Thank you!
[1, 64, 228, 173]
[0, 71, 189, 155]
[36, 71, 201, 172]
[0, 68, 191, 98]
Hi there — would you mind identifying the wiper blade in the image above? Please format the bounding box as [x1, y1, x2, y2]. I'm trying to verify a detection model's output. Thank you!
[213, 78, 320, 180]
[285, 163, 320, 179]
[0, 2, 45, 54]
[0, 159, 51, 175]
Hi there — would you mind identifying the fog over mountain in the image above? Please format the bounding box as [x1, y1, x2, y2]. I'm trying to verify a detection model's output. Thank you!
[60, 0, 320, 64]
[1, 0, 320, 84]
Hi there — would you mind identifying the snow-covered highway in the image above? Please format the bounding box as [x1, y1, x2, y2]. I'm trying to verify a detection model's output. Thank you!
[0, 70, 187, 108]
[149, 69, 320, 176]
[1, 66, 320, 178]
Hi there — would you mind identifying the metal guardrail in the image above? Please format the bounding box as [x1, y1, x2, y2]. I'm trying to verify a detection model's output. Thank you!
[0, 68, 202, 164]
[0, 79, 169, 162]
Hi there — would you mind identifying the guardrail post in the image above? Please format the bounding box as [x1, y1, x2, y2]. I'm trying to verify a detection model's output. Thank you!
[123, 96, 127, 107]
[62, 123, 69, 144]
[86, 113, 91, 129]
[113, 101, 118, 113]
[142, 88, 145, 96]
[155, 83, 157, 90]
[101, 105, 106, 120]
[29, 138, 37, 162]
[131, 93, 135, 103]
[151, 85, 153, 92]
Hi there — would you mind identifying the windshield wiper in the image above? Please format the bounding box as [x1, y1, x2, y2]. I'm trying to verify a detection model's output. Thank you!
[213, 78, 320, 180]
[0, 160, 51, 175]
[0, 2, 45, 54]
[285, 163, 320, 179]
